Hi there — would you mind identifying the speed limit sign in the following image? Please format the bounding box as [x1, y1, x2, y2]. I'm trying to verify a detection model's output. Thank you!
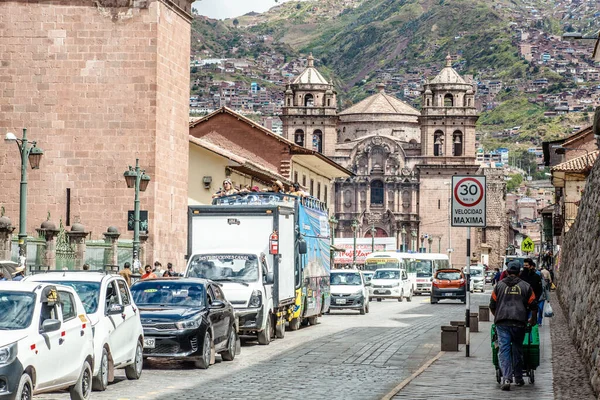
[451, 175, 486, 227]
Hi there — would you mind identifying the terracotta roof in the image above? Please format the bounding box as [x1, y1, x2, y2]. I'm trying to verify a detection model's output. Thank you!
[562, 125, 593, 147]
[551, 150, 599, 172]
[189, 107, 353, 178]
[339, 86, 420, 117]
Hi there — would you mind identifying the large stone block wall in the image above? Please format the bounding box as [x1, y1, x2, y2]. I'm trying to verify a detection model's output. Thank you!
[558, 157, 600, 395]
[0, 0, 192, 268]
[483, 168, 508, 269]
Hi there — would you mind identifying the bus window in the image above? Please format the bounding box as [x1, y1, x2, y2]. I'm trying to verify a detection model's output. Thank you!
[407, 259, 433, 278]
[364, 258, 400, 271]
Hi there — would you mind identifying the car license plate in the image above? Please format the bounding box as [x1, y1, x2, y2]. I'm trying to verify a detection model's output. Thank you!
[144, 338, 155, 349]
[443, 293, 454, 297]
[375, 290, 385, 294]
[336, 298, 347, 305]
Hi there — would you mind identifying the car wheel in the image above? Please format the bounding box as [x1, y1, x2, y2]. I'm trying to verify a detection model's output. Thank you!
[288, 317, 301, 331]
[398, 290, 404, 302]
[257, 314, 272, 345]
[360, 303, 366, 315]
[92, 348, 109, 391]
[194, 332, 212, 369]
[308, 315, 318, 325]
[430, 297, 438, 304]
[15, 373, 33, 400]
[220, 328, 237, 361]
[365, 302, 370, 313]
[125, 340, 143, 380]
[376, 298, 382, 302]
[407, 290, 413, 302]
[69, 360, 92, 400]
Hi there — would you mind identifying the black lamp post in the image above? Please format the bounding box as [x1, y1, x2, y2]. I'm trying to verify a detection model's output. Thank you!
[123, 159, 150, 269]
[4, 129, 44, 268]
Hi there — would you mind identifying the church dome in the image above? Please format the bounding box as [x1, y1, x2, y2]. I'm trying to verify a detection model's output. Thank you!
[292, 53, 330, 85]
[339, 90, 420, 118]
[429, 54, 467, 85]
[424, 89, 432, 95]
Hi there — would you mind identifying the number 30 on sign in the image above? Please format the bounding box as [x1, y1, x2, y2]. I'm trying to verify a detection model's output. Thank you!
[451, 176, 487, 228]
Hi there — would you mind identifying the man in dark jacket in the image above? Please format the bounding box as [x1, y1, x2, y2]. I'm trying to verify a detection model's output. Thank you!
[520, 258, 543, 300]
[489, 262, 537, 391]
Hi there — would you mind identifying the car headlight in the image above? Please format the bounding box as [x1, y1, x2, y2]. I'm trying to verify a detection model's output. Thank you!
[354, 289, 363, 295]
[248, 290, 262, 308]
[176, 318, 202, 330]
[0, 343, 18, 366]
[391, 282, 400, 287]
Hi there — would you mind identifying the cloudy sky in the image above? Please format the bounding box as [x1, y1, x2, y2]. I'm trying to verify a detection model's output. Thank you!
[193, 0, 295, 20]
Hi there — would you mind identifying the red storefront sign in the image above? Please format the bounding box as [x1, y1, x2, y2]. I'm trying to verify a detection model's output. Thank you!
[334, 243, 387, 264]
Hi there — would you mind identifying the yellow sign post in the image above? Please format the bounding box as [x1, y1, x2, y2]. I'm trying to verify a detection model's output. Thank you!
[521, 237, 535, 254]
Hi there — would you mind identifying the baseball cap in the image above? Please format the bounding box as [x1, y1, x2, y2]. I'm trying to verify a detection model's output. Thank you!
[507, 262, 521, 273]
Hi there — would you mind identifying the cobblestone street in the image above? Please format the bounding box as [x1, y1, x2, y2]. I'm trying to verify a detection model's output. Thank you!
[35, 295, 490, 400]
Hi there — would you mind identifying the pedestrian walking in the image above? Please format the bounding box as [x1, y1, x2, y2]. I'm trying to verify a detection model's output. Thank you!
[12, 266, 25, 281]
[520, 258, 543, 301]
[141, 265, 157, 280]
[489, 262, 537, 391]
[119, 262, 133, 287]
[163, 262, 177, 277]
[492, 268, 501, 285]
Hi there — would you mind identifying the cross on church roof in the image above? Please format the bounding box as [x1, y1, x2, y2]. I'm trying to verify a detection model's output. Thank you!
[307, 53, 314, 67]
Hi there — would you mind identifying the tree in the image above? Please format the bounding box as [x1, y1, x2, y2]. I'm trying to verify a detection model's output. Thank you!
[506, 174, 523, 193]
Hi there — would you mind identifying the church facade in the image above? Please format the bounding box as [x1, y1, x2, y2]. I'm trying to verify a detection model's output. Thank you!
[283, 55, 507, 268]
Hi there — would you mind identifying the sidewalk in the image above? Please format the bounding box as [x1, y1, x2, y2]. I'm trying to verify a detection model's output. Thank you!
[393, 318, 554, 399]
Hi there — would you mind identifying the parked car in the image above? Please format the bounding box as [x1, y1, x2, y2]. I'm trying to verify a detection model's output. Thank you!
[130, 278, 238, 369]
[329, 270, 370, 314]
[485, 271, 495, 284]
[0, 281, 94, 400]
[371, 268, 412, 302]
[26, 271, 144, 391]
[431, 269, 466, 304]
[465, 265, 485, 292]
[361, 271, 375, 300]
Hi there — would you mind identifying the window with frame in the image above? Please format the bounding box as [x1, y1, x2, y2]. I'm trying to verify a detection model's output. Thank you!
[59, 291, 77, 321]
[310, 179, 314, 196]
[317, 183, 321, 199]
[117, 280, 131, 306]
[106, 281, 120, 309]
[212, 285, 225, 301]
[324, 186, 328, 205]
[370, 180, 384, 204]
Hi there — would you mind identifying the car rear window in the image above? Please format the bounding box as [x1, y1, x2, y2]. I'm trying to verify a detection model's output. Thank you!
[436, 271, 462, 280]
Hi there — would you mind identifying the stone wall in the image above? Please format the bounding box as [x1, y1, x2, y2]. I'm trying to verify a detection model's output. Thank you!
[558, 156, 600, 395]
[0, 0, 192, 269]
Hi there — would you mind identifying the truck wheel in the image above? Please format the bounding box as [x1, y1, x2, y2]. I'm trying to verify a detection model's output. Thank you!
[257, 315, 272, 345]
[289, 317, 301, 331]
[275, 316, 285, 339]
[308, 315, 318, 326]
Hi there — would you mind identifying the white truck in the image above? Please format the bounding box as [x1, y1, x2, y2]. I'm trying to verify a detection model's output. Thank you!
[185, 193, 331, 345]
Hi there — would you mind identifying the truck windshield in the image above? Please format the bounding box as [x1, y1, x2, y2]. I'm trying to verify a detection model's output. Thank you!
[0, 291, 36, 330]
[407, 259, 433, 278]
[330, 272, 362, 285]
[187, 254, 259, 283]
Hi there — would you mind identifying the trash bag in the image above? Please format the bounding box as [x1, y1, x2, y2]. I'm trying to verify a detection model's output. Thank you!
[544, 302, 554, 318]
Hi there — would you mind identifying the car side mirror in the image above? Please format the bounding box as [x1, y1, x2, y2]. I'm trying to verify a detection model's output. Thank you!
[107, 303, 124, 315]
[298, 239, 307, 255]
[264, 272, 274, 285]
[41, 319, 61, 333]
[210, 300, 226, 309]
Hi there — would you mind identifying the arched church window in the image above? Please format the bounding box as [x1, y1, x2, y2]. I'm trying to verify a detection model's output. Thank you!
[294, 129, 305, 146]
[370, 180, 384, 205]
[426, 98, 431, 107]
[287, 98, 291, 106]
[453, 131, 463, 157]
[434, 131, 444, 156]
[371, 146, 385, 173]
[327, 99, 331, 107]
[444, 94, 453, 107]
[304, 93, 314, 107]
[312, 130, 323, 153]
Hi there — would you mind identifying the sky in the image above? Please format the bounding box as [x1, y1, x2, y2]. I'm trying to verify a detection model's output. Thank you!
[193, 0, 294, 20]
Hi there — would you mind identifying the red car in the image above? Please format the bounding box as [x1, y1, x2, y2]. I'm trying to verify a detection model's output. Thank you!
[431, 269, 466, 304]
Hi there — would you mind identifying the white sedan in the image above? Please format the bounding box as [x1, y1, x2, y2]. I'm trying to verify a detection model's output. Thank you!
[371, 268, 413, 302]
[0, 281, 94, 400]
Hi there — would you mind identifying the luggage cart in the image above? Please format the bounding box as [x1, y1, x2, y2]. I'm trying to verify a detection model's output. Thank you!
[491, 324, 539, 384]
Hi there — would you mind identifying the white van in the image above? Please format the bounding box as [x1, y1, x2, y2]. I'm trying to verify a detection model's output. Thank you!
[370, 268, 412, 302]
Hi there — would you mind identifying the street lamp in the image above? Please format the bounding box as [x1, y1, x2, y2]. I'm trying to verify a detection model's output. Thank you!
[4, 129, 44, 268]
[351, 219, 359, 266]
[370, 223, 376, 253]
[123, 159, 151, 269]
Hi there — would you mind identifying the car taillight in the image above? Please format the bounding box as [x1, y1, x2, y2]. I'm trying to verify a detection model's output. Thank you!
[458, 279, 465, 287]
[432, 279, 439, 287]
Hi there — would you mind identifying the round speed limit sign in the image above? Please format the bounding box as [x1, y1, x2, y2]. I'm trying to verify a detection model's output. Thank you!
[454, 178, 484, 207]
[451, 176, 486, 227]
